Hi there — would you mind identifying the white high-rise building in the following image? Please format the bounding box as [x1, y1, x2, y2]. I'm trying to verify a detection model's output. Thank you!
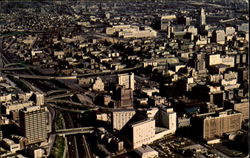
[19, 106, 48, 144]
[35, 93, 44, 106]
[112, 109, 136, 130]
[199, 8, 206, 26]
[130, 119, 155, 149]
[158, 107, 177, 133]
[118, 73, 135, 90]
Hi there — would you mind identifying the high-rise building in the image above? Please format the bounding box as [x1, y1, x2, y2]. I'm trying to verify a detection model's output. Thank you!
[194, 53, 206, 73]
[193, 110, 242, 140]
[167, 24, 172, 38]
[212, 30, 226, 44]
[19, 106, 48, 145]
[116, 85, 133, 107]
[0, 130, 2, 141]
[207, 54, 221, 66]
[118, 73, 135, 90]
[178, 16, 191, 26]
[158, 108, 177, 133]
[129, 119, 155, 149]
[111, 109, 136, 130]
[225, 99, 249, 120]
[161, 15, 176, 30]
[35, 93, 44, 106]
[199, 8, 206, 26]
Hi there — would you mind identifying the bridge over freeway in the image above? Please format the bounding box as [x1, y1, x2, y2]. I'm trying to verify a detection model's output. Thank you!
[45, 93, 74, 101]
[45, 99, 89, 106]
[4, 63, 27, 68]
[0, 67, 27, 71]
[49, 103, 89, 113]
[53, 127, 94, 136]
[46, 89, 69, 96]
[5, 63, 143, 80]
[9, 74, 77, 80]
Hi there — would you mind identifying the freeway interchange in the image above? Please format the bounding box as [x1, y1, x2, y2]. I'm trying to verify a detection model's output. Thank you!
[0, 36, 98, 158]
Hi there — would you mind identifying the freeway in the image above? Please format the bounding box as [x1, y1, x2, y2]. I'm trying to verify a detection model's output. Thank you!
[53, 127, 94, 136]
[4, 62, 27, 67]
[46, 89, 69, 95]
[82, 135, 93, 158]
[61, 109, 95, 158]
[49, 103, 89, 113]
[9, 73, 77, 80]
[62, 112, 80, 158]
[46, 105, 56, 156]
[0, 37, 3, 69]
[45, 99, 92, 107]
[5, 63, 142, 80]
[0, 67, 27, 71]
[0, 30, 52, 38]
[45, 93, 74, 101]
[19, 78, 44, 94]
[46, 98, 115, 112]
[0, 32, 97, 158]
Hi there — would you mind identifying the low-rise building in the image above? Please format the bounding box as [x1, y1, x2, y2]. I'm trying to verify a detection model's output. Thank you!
[135, 145, 159, 158]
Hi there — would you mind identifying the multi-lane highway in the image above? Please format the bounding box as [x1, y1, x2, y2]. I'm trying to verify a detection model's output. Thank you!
[62, 112, 80, 158]
[0, 32, 96, 158]
[0, 37, 3, 69]
[54, 127, 94, 136]
[5, 63, 142, 80]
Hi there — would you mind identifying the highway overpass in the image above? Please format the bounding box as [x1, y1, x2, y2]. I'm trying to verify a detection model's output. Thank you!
[53, 127, 94, 136]
[5, 63, 143, 80]
[45, 93, 74, 101]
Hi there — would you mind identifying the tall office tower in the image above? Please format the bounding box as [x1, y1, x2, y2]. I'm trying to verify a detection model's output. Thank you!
[158, 108, 177, 133]
[118, 73, 135, 90]
[193, 110, 242, 140]
[199, 8, 206, 26]
[0, 130, 2, 141]
[166, 22, 172, 38]
[19, 106, 48, 145]
[111, 109, 136, 130]
[195, 60, 206, 72]
[129, 119, 155, 149]
[35, 93, 44, 106]
[212, 30, 226, 44]
[161, 15, 176, 30]
[116, 85, 133, 107]
[194, 53, 206, 73]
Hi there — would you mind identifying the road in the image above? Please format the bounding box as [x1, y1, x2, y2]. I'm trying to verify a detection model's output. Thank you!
[47, 105, 56, 156]
[45, 93, 74, 101]
[0, 33, 94, 158]
[6, 63, 142, 80]
[74, 117, 93, 158]
[0, 37, 3, 69]
[54, 127, 94, 135]
[49, 103, 89, 113]
[82, 135, 92, 158]
[62, 112, 80, 158]
[61, 111, 94, 158]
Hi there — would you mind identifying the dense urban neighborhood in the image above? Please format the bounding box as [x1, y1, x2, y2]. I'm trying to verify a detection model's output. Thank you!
[0, 0, 249, 158]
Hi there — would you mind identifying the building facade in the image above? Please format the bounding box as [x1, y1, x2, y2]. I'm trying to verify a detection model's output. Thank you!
[118, 73, 135, 90]
[195, 110, 242, 140]
[130, 119, 155, 149]
[19, 106, 48, 145]
[111, 109, 136, 130]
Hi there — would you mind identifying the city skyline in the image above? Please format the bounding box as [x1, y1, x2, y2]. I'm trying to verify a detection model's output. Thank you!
[0, 1, 248, 158]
